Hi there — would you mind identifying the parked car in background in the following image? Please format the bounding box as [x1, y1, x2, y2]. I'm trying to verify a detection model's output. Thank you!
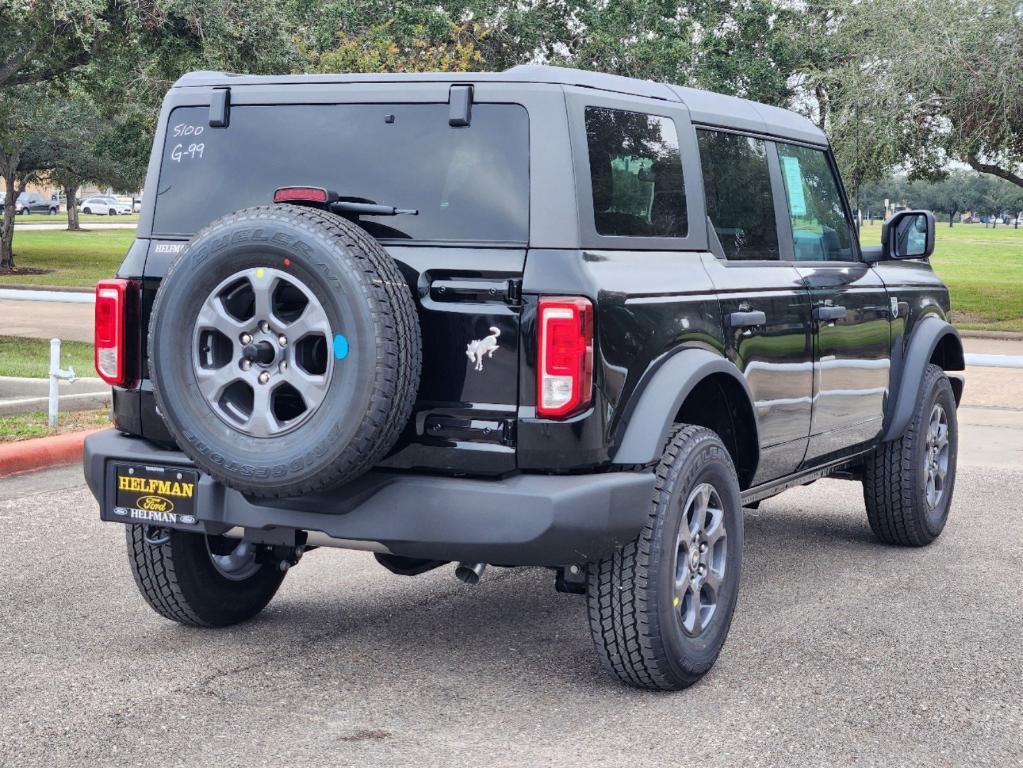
[80, 196, 133, 215]
[1, 192, 59, 215]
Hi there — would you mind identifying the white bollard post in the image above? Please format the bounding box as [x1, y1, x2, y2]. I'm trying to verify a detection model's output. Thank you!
[49, 338, 61, 429]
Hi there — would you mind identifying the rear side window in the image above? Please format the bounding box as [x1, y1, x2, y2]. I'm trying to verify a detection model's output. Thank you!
[775, 143, 856, 261]
[584, 107, 687, 238]
[153, 103, 529, 243]
[697, 130, 779, 261]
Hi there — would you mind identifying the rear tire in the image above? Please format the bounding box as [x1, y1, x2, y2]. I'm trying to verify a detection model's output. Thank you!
[126, 525, 286, 627]
[863, 364, 958, 546]
[587, 425, 743, 690]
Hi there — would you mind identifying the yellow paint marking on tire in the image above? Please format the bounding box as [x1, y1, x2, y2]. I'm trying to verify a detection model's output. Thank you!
[673, 596, 680, 607]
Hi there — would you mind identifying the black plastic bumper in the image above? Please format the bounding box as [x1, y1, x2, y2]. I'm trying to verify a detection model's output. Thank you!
[83, 429, 654, 566]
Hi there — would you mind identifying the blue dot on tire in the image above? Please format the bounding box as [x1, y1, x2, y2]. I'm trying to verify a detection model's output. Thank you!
[333, 334, 349, 360]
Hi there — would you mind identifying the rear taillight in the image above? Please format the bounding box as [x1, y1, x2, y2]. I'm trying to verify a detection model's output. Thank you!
[273, 186, 329, 204]
[95, 279, 130, 386]
[537, 297, 594, 418]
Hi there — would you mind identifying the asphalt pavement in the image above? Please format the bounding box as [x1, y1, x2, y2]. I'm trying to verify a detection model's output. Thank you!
[2, 411, 1022, 767]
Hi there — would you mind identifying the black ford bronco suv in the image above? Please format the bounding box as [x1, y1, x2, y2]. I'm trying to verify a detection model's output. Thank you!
[84, 65, 964, 691]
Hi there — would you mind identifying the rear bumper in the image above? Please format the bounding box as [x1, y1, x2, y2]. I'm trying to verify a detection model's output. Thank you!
[84, 429, 654, 566]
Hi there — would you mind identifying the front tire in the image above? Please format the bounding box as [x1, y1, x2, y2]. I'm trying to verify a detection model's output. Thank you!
[587, 425, 743, 690]
[863, 363, 958, 546]
[126, 525, 286, 627]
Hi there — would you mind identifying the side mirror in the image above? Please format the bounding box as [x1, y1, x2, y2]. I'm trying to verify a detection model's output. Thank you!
[881, 209, 935, 260]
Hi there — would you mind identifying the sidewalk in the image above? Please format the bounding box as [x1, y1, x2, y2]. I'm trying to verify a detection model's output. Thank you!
[0, 376, 111, 416]
[0, 298, 93, 342]
[14, 221, 136, 230]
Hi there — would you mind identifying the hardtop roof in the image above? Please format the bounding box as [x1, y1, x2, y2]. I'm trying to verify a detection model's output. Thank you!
[172, 64, 826, 146]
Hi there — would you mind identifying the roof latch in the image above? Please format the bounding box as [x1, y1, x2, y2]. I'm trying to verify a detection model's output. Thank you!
[448, 84, 473, 127]
[209, 87, 231, 128]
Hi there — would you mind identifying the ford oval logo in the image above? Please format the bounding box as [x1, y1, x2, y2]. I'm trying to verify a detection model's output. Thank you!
[137, 495, 174, 514]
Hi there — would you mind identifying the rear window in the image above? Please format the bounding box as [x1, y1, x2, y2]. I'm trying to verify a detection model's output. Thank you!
[153, 103, 529, 243]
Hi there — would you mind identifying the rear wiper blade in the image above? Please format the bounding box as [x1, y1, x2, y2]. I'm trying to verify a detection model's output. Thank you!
[330, 201, 418, 217]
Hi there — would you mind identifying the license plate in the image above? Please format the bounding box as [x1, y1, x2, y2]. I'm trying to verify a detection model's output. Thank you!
[112, 464, 199, 526]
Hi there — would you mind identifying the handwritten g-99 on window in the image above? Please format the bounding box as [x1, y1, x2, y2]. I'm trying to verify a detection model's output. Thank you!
[171, 142, 205, 162]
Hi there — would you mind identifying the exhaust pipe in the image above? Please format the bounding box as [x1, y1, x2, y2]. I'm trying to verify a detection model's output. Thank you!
[455, 562, 487, 585]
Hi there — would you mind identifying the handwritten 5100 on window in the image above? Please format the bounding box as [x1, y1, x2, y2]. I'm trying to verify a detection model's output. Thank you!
[170, 123, 205, 162]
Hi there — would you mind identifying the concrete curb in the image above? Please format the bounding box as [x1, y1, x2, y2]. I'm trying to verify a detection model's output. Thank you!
[959, 329, 1023, 341]
[0, 427, 104, 478]
[0, 283, 94, 294]
[0, 288, 94, 303]
[0, 392, 112, 417]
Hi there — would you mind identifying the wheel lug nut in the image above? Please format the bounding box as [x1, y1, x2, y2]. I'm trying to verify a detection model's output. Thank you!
[280, 361, 289, 371]
[260, 321, 269, 333]
[241, 359, 252, 371]
[258, 371, 270, 385]
[240, 333, 252, 345]
[699, 543, 708, 553]
[698, 564, 706, 574]
[278, 334, 288, 347]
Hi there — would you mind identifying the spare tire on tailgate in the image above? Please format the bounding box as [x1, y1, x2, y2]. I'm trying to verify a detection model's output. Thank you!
[148, 205, 421, 498]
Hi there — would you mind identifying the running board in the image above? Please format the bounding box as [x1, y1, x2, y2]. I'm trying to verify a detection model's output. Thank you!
[740, 449, 872, 506]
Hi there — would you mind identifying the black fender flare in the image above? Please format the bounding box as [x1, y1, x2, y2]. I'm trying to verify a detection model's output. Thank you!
[881, 316, 964, 442]
[612, 347, 758, 466]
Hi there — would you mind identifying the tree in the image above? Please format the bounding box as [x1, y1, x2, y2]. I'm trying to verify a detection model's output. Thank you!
[41, 88, 142, 231]
[0, 1, 112, 90]
[807, 0, 1023, 191]
[293, 1, 804, 105]
[0, 87, 60, 269]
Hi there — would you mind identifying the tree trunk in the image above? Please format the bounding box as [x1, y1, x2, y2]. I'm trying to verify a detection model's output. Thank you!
[65, 185, 81, 231]
[0, 173, 20, 271]
[1015, 211, 1020, 229]
[949, 211, 954, 227]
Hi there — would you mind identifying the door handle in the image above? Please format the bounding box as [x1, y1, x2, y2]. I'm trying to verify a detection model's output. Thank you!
[814, 305, 848, 321]
[728, 310, 767, 328]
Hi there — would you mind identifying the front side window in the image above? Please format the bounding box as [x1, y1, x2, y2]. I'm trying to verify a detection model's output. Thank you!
[697, 130, 780, 261]
[584, 107, 687, 238]
[776, 143, 855, 261]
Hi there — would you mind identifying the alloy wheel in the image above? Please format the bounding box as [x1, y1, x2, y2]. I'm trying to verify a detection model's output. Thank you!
[672, 482, 728, 637]
[206, 536, 261, 581]
[924, 403, 950, 510]
[192, 267, 334, 437]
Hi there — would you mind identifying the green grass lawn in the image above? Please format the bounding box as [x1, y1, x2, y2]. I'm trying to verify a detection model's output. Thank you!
[860, 222, 1023, 331]
[0, 228, 134, 288]
[0, 408, 109, 442]
[15, 213, 138, 224]
[0, 336, 95, 378]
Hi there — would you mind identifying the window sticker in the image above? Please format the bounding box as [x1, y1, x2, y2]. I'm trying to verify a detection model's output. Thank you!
[781, 155, 806, 217]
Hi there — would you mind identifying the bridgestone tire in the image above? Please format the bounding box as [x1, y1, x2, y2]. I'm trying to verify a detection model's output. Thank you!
[126, 525, 285, 627]
[863, 364, 958, 546]
[149, 205, 422, 497]
[587, 425, 744, 690]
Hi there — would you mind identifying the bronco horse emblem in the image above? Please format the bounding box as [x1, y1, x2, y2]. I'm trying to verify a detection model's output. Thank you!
[466, 326, 501, 372]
